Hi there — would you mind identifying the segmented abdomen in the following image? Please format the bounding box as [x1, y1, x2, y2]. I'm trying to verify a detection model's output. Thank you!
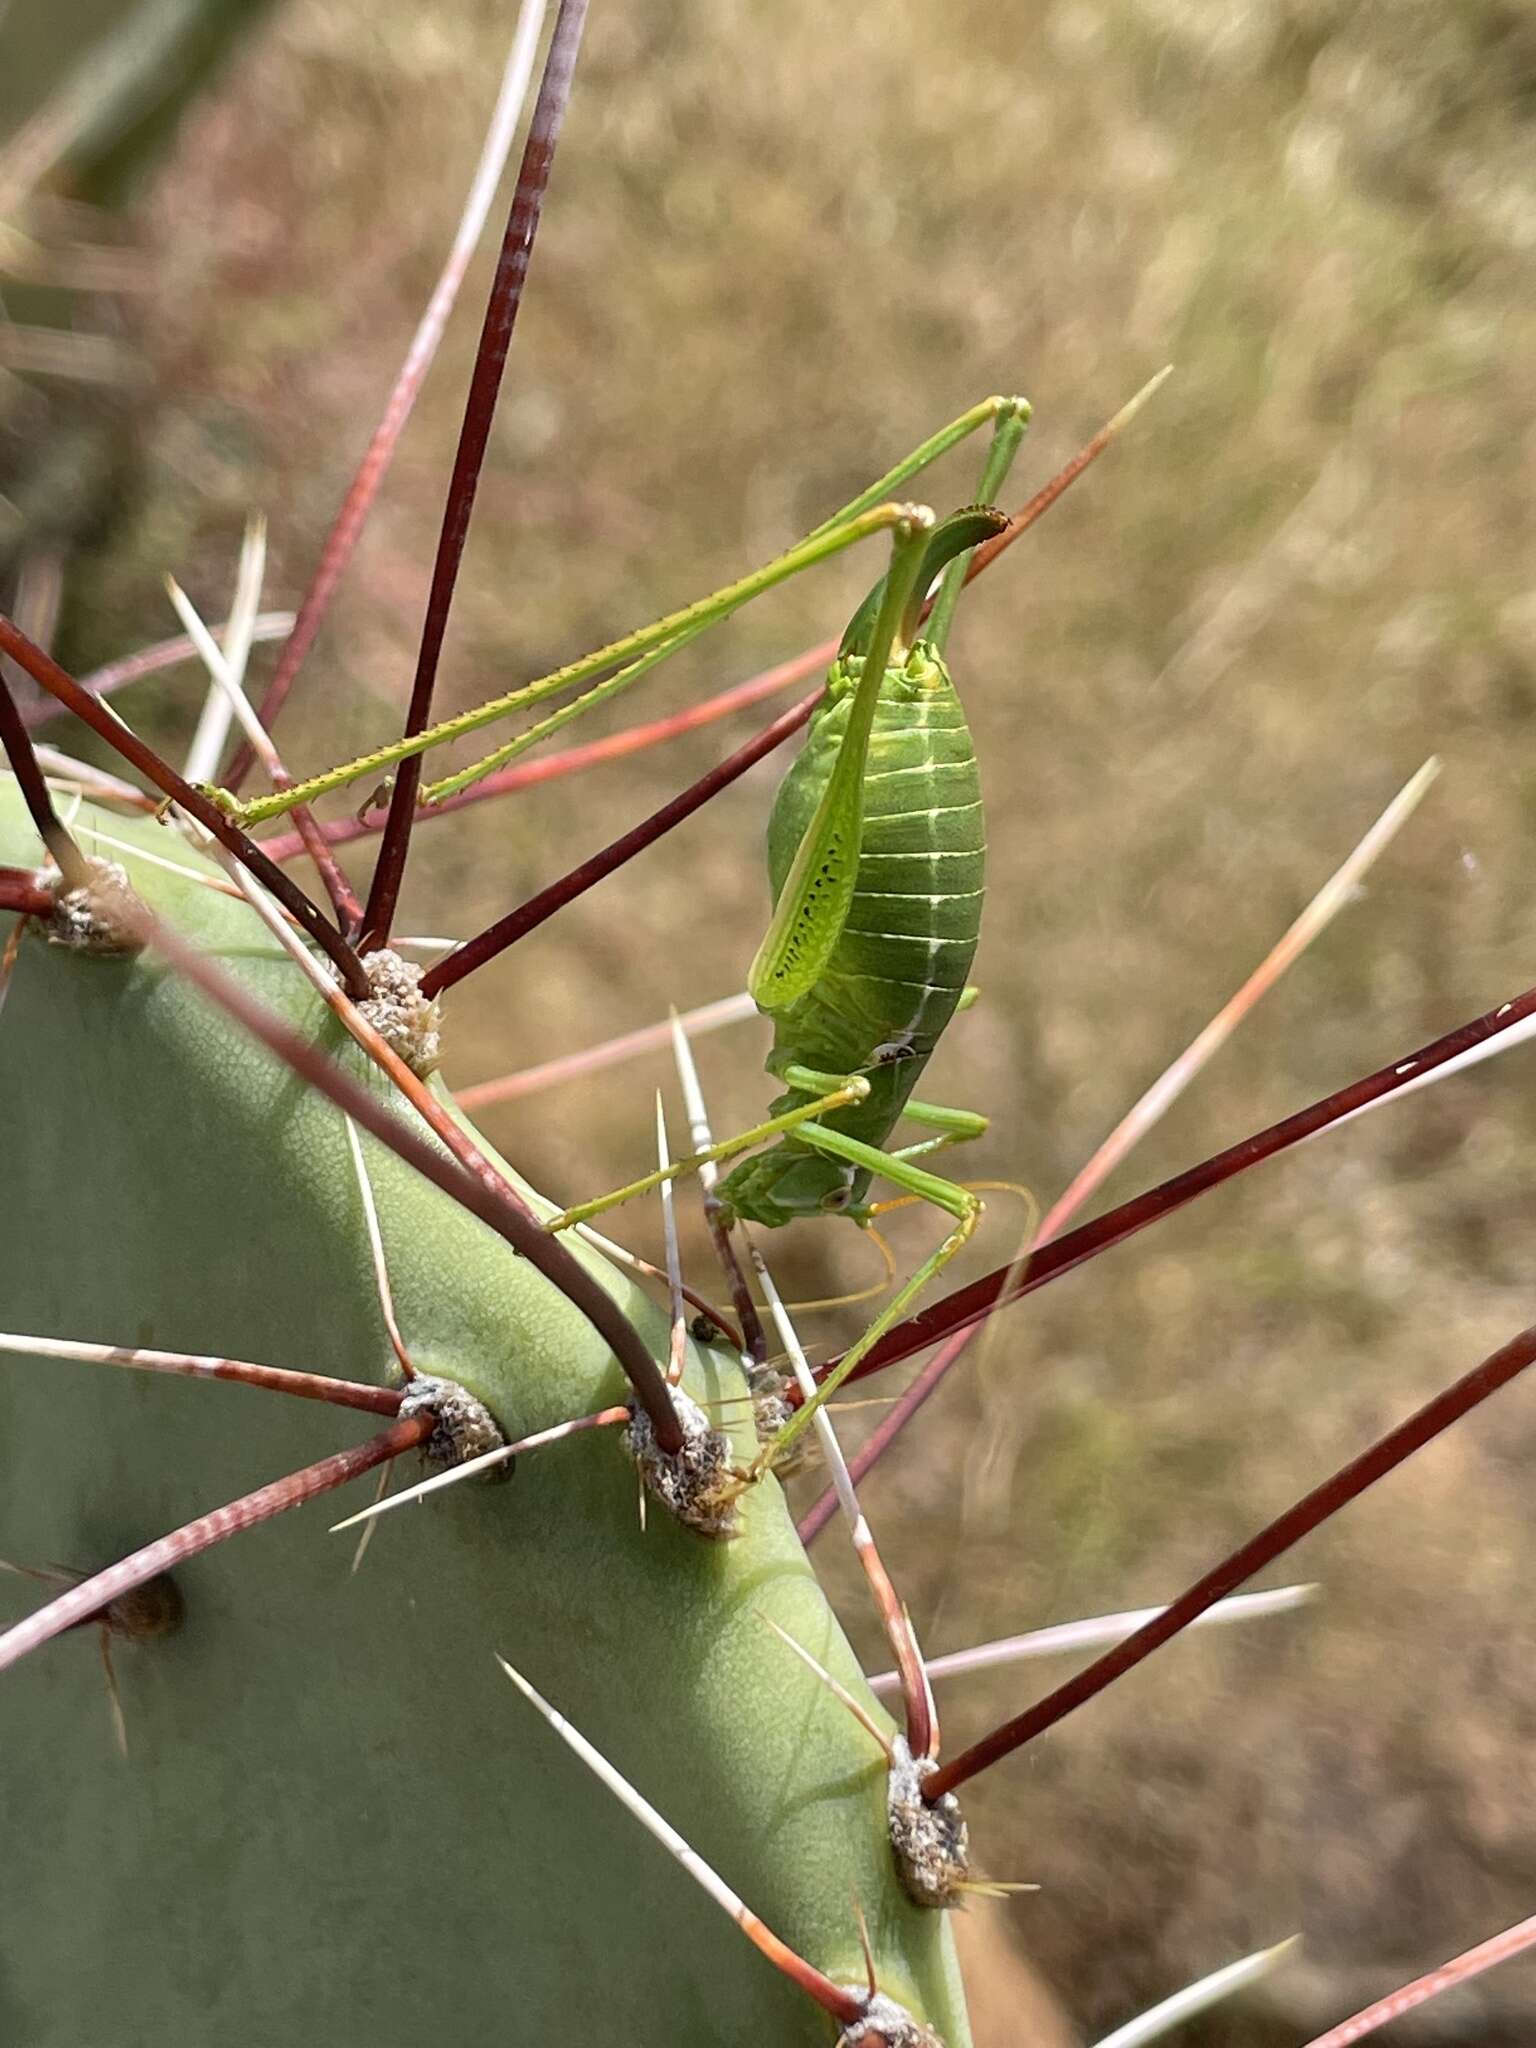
[762, 650, 984, 1154]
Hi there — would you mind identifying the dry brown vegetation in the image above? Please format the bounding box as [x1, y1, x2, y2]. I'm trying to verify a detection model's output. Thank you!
[11, 0, 1536, 2039]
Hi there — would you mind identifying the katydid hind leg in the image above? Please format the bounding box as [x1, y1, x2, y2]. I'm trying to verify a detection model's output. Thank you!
[899, 1098, 988, 1140]
[753, 1117, 983, 1462]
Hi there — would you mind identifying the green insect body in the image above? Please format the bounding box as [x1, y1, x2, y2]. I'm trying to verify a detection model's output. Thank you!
[719, 641, 983, 1228]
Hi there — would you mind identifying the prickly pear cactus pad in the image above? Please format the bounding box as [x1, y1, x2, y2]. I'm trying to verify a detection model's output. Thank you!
[15, 4, 1536, 2041]
[0, 785, 971, 2048]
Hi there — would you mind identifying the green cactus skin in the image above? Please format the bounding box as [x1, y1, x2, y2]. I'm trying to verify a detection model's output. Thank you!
[0, 783, 972, 2047]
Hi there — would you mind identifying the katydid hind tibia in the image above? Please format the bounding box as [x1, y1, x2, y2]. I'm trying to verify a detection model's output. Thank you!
[216, 396, 1031, 824]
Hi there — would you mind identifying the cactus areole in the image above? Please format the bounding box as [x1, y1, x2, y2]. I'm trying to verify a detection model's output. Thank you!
[0, 785, 972, 2046]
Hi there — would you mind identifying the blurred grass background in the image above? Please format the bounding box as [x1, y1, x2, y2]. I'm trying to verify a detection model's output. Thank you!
[8, 0, 1536, 2038]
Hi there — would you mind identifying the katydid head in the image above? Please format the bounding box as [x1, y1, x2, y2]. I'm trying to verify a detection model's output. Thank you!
[823, 644, 952, 710]
[717, 1144, 864, 1229]
[838, 506, 1008, 666]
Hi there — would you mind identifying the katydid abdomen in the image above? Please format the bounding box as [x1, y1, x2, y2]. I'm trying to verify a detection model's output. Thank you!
[720, 645, 984, 1229]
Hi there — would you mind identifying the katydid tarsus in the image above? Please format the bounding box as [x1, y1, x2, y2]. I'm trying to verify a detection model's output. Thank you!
[546, 401, 1031, 1464]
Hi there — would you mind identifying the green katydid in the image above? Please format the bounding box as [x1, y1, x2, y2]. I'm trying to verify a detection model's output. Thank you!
[544, 401, 1033, 1462]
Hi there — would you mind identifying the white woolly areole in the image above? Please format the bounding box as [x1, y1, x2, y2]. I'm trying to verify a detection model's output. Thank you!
[837, 1991, 946, 2047]
[398, 1373, 507, 1471]
[745, 1362, 796, 1451]
[886, 1734, 970, 1908]
[45, 859, 142, 956]
[358, 948, 443, 1074]
[623, 1385, 741, 1539]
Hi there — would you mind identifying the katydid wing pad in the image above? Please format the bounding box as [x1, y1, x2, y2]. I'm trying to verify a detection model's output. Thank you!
[749, 508, 1004, 1015]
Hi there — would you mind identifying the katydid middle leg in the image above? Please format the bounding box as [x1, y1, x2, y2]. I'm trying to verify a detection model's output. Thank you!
[881, 1098, 990, 1166]
[755, 1117, 986, 1465]
[546, 1064, 990, 1474]
[546, 1073, 987, 1240]
[542, 1064, 874, 1234]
